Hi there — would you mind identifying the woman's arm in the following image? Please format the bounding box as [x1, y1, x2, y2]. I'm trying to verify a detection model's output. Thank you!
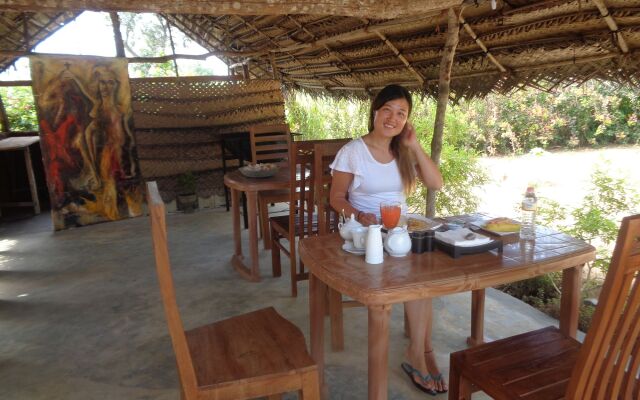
[401, 122, 443, 190]
[330, 170, 378, 225]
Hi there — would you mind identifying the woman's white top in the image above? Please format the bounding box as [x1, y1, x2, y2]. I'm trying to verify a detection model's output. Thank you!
[329, 138, 407, 218]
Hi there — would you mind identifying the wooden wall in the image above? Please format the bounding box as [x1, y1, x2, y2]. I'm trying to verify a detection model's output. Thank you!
[130, 77, 286, 200]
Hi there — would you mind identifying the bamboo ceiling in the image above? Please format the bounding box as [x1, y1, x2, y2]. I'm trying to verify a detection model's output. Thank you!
[2, 0, 640, 99]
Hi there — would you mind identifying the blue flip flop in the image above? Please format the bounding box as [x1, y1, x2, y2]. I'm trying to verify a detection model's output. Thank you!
[401, 362, 437, 396]
[429, 372, 448, 394]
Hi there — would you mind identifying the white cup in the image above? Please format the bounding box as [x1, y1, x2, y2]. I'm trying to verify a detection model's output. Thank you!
[351, 227, 368, 250]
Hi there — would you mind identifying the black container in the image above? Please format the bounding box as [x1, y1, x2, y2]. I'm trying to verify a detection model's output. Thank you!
[410, 230, 435, 253]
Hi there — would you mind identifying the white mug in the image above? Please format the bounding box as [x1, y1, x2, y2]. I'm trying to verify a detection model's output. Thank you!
[351, 227, 368, 250]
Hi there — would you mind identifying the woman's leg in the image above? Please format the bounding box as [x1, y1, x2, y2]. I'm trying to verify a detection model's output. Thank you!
[404, 299, 436, 392]
[423, 298, 447, 392]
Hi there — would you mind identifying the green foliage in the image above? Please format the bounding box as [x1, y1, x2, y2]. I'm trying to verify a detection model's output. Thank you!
[461, 81, 640, 155]
[0, 87, 38, 131]
[118, 13, 215, 78]
[285, 92, 368, 139]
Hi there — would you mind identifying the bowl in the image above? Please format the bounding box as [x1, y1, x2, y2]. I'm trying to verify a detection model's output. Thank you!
[239, 164, 279, 178]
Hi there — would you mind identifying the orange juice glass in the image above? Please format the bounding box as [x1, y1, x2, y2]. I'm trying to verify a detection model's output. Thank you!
[380, 201, 401, 229]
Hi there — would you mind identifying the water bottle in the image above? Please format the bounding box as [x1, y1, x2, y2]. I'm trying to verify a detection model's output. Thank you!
[520, 186, 537, 240]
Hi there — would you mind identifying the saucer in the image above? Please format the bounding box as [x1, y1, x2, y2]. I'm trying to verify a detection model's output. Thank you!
[342, 241, 366, 255]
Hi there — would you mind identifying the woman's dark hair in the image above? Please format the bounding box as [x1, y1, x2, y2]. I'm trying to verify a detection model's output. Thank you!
[368, 84, 416, 195]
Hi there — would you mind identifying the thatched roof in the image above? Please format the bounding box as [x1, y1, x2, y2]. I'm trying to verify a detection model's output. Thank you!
[2, 1, 640, 99]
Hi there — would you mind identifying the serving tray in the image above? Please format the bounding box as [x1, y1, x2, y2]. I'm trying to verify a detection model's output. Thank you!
[434, 237, 503, 258]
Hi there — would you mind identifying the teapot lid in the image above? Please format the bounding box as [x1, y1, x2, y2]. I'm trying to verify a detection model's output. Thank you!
[344, 213, 363, 227]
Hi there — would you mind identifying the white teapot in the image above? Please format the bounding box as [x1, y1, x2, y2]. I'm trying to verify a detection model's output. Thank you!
[384, 226, 411, 257]
[338, 213, 363, 242]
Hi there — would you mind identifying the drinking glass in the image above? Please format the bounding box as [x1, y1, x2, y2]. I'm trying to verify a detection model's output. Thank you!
[380, 201, 401, 229]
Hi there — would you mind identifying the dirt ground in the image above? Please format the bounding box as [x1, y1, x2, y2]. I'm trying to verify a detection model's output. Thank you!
[474, 145, 640, 218]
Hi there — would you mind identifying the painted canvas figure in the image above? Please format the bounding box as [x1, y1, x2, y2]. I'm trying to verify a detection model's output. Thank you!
[30, 55, 143, 230]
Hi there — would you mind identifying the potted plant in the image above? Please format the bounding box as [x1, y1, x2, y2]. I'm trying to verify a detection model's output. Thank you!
[176, 172, 198, 213]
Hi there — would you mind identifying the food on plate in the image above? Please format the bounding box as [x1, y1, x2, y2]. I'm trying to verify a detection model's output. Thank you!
[406, 217, 440, 232]
[484, 217, 521, 232]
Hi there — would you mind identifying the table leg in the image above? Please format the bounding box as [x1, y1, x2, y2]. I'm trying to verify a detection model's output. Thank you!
[230, 188, 259, 281]
[368, 304, 391, 400]
[246, 191, 260, 280]
[329, 288, 344, 351]
[560, 264, 582, 338]
[467, 289, 485, 346]
[310, 274, 327, 398]
[24, 147, 40, 214]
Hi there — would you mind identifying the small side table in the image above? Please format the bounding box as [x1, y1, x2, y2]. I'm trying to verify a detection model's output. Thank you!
[0, 136, 41, 216]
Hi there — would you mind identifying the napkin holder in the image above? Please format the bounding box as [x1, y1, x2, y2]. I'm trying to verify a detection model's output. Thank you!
[434, 236, 503, 258]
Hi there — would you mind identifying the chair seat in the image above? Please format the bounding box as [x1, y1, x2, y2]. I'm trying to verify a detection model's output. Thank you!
[186, 307, 316, 388]
[270, 214, 318, 236]
[451, 326, 581, 399]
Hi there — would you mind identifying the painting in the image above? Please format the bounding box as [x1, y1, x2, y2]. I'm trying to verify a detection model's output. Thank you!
[30, 55, 143, 230]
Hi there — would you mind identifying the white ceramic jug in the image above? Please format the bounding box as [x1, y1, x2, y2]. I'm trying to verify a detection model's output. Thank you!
[338, 213, 363, 242]
[365, 224, 384, 264]
[384, 226, 411, 257]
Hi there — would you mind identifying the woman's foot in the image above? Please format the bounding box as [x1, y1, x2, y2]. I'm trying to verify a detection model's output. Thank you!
[404, 349, 437, 394]
[424, 349, 448, 393]
[400, 363, 436, 396]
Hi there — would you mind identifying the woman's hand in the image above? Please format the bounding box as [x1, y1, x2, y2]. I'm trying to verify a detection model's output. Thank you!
[358, 212, 378, 226]
[400, 122, 420, 150]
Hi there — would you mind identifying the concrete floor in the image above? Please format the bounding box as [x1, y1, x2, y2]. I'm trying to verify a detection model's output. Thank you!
[0, 206, 564, 399]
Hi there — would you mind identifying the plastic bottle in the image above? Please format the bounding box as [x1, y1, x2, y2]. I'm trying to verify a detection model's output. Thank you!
[520, 186, 537, 240]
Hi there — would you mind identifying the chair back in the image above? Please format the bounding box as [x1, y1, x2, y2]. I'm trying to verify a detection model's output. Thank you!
[566, 213, 640, 399]
[249, 124, 291, 165]
[146, 181, 198, 399]
[288, 140, 317, 243]
[313, 139, 350, 235]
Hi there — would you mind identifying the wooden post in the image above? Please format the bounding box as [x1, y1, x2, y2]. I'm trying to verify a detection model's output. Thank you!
[0, 94, 10, 135]
[426, 7, 460, 217]
[165, 18, 180, 77]
[109, 12, 125, 58]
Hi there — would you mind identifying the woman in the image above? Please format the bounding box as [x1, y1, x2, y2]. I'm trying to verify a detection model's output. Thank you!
[329, 84, 446, 395]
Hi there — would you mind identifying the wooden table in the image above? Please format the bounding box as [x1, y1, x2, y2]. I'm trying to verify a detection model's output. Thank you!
[299, 217, 596, 399]
[224, 168, 290, 281]
[0, 136, 41, 216]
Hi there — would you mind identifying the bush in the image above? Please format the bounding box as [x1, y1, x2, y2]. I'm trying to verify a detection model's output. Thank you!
[0, 87, 38, 132]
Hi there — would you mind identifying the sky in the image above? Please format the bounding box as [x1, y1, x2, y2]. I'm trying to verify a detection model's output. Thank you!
[0, 11, 228, 81]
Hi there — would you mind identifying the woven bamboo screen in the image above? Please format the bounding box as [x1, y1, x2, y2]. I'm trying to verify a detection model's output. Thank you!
[130, 77, 286, 200]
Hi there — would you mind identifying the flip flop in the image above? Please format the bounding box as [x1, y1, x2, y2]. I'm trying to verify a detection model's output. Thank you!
[429, 372, 448, 394]
[401, 362, 437, 396]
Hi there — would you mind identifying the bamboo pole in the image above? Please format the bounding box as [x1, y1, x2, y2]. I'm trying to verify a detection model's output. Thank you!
[426, 7, 460, 218]
[165, 17, 180, 77]
[591, 0, 629, 53]
[109, 12, 125, 57]
[374, 31, 425, 85]
[459, 13, 507, 73]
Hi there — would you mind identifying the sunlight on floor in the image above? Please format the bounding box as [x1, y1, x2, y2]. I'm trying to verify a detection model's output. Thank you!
[0, 238, 18, 268]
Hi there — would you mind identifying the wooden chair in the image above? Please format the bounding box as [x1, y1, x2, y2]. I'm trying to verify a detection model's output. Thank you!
[146, 181, 320, 400]
[313, 140, 363, 351]
[249, 124, 292, 250]
[270, 138, 350, 297]
[269, 140, 316, 298]
[449, 213, 640, 400]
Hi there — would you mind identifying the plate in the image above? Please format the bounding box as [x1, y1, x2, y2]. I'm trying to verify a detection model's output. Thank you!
[239, 163, 279, 178]
[342, 241, 365, 255]
[403, 213, 442, 232]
